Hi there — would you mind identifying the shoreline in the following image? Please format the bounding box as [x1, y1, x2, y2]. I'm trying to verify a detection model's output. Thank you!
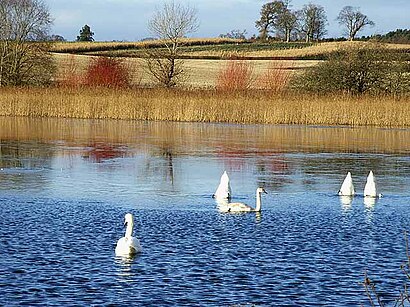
[0, 87, 409, 128]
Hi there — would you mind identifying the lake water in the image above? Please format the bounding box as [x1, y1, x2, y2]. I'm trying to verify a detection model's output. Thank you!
[1, 117, 410, 306]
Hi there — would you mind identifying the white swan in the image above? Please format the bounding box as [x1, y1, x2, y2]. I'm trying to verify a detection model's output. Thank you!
[218, 187, 267, 213]
[364, 171, 382, 198]
[338, 172, 355, 196]
[115, 213, 142, 256]
[213, 171, 232, 200]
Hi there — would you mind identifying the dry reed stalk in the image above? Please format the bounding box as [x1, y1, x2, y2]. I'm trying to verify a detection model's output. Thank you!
[0, 87, 409, 127]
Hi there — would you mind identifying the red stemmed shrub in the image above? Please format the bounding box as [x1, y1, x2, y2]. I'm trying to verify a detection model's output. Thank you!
[84, 57, 130, 88]
[216, 60, 254, 91]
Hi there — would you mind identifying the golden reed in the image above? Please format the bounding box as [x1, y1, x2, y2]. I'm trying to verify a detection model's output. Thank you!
[0, 87, 409, 127]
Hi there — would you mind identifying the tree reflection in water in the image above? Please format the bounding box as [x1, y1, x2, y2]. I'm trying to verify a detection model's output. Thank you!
[1, 117, 410, 195]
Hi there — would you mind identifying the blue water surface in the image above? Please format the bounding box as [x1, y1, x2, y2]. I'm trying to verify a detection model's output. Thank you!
[1, 118, 410, 306]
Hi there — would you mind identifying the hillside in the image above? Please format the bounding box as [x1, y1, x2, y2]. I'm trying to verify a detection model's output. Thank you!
[51, 39, 410, 60]
[52, 40, 410, 89]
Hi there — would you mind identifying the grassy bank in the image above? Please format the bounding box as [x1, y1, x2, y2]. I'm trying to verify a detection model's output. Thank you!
[0, 87, 409, 127]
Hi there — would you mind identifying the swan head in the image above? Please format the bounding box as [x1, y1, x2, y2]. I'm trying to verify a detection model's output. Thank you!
[124, 213, 134, 225]
[257, 187, 267, 194]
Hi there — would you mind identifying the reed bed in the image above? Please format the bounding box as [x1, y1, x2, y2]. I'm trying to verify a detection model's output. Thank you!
[0, 87, 409, 127]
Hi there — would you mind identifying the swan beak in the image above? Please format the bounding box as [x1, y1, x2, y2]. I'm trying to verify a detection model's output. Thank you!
[263, 189, 268, 194]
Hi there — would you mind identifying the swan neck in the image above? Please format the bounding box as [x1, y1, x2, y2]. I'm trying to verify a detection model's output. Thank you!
[125, 220, 133, 238]
[255, 191, 262, 212]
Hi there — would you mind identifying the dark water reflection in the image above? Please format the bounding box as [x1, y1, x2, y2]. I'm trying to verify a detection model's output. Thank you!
[1, 117, 410, 306]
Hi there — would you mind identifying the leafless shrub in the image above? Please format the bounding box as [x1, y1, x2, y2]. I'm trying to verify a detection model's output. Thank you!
[216, 60, 254, 91]
[144, 1, 199, 87]
[258, 61, 293, 92]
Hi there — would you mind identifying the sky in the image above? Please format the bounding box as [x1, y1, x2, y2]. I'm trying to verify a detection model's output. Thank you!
[49, 0, 410, 41]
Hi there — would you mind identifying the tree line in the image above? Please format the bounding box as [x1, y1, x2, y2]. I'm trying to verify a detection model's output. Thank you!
[255, 0, 374, 42]
[75, 1, 376, 43]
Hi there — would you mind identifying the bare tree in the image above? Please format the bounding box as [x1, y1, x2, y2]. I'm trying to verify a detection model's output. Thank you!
[0, 0, 55, 86]
[145, 1, 199, 87]
[337, 6, 374, 41]
[298, 3, 327, 42]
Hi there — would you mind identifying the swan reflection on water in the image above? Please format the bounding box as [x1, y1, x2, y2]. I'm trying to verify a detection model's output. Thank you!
[339, 194, 378, 215]
[364, 196, 377, 207]
[114, 254, 140, 282]
[364, 196, 377, 224]
[339, 195, 354, 214]
[339, 195, 354, 206]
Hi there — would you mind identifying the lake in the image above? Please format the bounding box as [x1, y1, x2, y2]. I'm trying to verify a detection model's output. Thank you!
[1, 117, 410, 306]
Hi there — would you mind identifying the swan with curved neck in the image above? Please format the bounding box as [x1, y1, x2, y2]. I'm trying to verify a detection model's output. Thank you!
[115, 213, 142, 256]
[338, 172, 355, 196]
[219, 187, 267, 213]
[213, 171, 232, 200]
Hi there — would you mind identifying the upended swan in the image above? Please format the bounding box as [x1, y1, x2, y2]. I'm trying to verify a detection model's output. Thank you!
[115, 213, 142, 256]
[213, 171, 232, 200]
[364, 171, 382, 198]
[218, 187, 267, 213]
[338, 172, 355, 196]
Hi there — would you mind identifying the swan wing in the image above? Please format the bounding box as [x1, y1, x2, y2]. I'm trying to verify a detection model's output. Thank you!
[129, 237, 142, 254]
[225, 202, 253, 212]
[115, 236, 141, 256]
